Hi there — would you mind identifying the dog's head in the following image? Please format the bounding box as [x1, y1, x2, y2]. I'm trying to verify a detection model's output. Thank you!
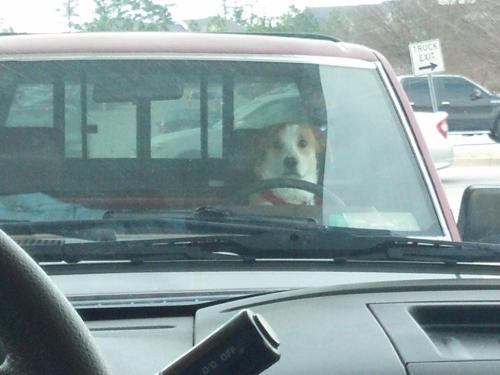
[253, 123, 325, 183]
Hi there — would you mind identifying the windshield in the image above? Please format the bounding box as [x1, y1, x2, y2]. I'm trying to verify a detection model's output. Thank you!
[0, 58, 442, 236]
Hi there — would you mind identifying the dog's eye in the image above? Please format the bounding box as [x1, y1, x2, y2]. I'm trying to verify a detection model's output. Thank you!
[273, 140, 283, 150]
[298, 139, 308, 148]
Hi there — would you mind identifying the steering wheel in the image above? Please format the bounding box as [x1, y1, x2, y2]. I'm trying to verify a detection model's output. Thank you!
[0, 230, 109, 375]
[231, 177, 345, 207]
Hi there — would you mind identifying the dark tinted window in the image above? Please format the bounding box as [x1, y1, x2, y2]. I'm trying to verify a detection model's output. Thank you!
[401, 77, 431, 107]
[441, 77, 480, 101]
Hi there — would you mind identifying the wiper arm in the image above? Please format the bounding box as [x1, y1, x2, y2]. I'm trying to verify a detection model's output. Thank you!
[0, 207, 322, 241]
[192, 206, 319, 226]
[384, 239, 500, 263]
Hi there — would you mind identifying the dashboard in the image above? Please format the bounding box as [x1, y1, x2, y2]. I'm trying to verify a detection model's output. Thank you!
[80, 279, 500, 374]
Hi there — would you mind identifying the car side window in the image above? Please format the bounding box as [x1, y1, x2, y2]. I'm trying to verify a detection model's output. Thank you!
[402, 78, 431, 107]
[6, 83, 54, 128]
[151, 75, 223, 159]
[441, 77, 480, 101]
[86, 83, 138, 158]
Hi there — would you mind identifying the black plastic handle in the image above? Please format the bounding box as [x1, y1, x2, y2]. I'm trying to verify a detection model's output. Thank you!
[159, 309, 280, 375]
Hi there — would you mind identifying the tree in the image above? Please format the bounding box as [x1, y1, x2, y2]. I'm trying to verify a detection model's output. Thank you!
[186, 20, 201, 32]
[231, 5, 245, 25]
[0, 18, 14, 33]
[273, 6, 321, 33]
[225, 5, 321, 33]
[242, 13, 275, 32]
[0, 26, 14, 33]
[325, 11, 351, 40]
[58, 0, 79, 32]
[77, 0, 173, 31]
[206, 15, 226, 32]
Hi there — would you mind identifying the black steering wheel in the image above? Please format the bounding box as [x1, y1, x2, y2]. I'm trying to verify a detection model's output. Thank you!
[0, 230, 109, 375]
[231, 177, 345, 207]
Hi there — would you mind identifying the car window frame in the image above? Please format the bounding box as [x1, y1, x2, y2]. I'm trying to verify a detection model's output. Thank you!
[401, 76, 432, 107]
[378, 64, 450, 240]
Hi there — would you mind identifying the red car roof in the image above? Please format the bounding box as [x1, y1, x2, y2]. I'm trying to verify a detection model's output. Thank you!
[0, 32, 377, 61]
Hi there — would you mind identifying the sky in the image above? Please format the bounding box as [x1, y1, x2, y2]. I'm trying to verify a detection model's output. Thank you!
[0, 0, 386, 33]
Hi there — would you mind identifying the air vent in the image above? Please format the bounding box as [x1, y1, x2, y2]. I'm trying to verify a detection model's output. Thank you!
[371, 302, 500, 364]
[410, 304, 500, 360]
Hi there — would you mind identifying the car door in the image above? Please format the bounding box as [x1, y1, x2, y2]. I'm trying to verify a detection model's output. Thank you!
[400, 77, 433, 113]
[436, 76, 494, 133]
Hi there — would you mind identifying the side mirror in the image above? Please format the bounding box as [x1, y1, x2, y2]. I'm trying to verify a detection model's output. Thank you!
[470, 88, 482, 100]
[458, 186, 500, 243]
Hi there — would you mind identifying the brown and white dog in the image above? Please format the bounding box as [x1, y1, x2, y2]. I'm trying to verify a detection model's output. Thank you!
[251, 123, 325, 205]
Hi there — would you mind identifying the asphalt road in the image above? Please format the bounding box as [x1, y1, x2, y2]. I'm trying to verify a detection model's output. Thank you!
[439, 134, 500, 219]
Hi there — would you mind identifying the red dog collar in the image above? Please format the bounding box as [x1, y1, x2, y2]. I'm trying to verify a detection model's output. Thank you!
[260, 190, 289, 205]
[260, 190, 320, 205]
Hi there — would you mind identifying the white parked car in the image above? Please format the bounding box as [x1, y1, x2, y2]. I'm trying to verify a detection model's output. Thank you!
[414, 111, 454, 169]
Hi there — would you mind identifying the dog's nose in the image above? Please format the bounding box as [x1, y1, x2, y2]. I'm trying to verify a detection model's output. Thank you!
[284, 156, 298, 170]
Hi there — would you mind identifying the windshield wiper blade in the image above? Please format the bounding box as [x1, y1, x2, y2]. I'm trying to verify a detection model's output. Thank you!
[22, 226, 500, 265]
[18, 226, 393, 263]
[19, 234, 255, 263]
[0, 208, 324, 241]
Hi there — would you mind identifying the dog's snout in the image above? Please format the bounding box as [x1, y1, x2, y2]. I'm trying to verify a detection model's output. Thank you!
[284, 156, 298, 170]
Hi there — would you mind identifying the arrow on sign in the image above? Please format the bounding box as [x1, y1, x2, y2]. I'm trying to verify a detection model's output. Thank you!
[419, 62, 438, 71]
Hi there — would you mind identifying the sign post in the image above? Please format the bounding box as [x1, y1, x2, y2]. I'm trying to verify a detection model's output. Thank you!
[409, 39, 445, 113]
[427, 74, 439, 113]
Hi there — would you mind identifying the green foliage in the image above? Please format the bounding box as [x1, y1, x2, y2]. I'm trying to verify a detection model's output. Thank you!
[206, 15, 227, 32]
[77, 0, 173, 31]
[226, 5, 321, 33]
[231, 5, 245, 25]
[243, 14, 275, 33]
[186, 20, 201, 32]
[273, 6, 320, 33]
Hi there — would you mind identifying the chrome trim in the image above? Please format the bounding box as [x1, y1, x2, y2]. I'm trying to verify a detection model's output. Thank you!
[450, 130, 490, 135]
[408, 235, 454, 241]
[0, 52, 377, 69]
[375, 61, 451, 240]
